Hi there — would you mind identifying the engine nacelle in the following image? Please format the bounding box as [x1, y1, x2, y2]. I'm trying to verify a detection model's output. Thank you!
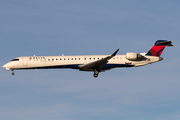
[126, 52, 143, 60]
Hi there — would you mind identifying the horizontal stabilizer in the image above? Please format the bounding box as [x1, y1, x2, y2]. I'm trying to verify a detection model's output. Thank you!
[155, 40, 173, 46]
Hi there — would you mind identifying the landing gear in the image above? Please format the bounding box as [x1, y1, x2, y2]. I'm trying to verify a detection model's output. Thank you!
[93, 69, 99, 78]
[11, 69, 15, 76]
[12, 72, 15, 75]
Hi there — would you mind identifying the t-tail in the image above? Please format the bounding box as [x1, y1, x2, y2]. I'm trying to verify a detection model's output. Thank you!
[146, 40, 173, 57]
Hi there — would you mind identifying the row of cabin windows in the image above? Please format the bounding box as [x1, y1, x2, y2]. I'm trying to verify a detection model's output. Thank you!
[30, 58, 82, 61]
[50, 58, 81, 61]
[30, 57, 121, 61]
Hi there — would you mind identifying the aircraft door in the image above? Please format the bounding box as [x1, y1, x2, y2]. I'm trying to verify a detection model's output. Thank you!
[22, 57, 28, 66]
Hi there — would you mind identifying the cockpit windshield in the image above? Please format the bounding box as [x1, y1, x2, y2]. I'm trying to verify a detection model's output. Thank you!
[11, 59, 19, 61]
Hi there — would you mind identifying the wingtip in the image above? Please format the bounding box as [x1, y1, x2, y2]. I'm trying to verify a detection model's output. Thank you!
[112, 49, 119, 56]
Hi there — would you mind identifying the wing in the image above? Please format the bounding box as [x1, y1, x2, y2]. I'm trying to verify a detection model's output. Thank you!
[79, 49, 119, 71]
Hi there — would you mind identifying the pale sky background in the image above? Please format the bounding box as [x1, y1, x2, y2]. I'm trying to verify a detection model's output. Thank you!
[0, 0, 180, 120]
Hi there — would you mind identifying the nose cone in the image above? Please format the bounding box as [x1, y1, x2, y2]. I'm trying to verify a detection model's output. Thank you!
[3, 64, 7, 68]
[2, 63, 11, 70]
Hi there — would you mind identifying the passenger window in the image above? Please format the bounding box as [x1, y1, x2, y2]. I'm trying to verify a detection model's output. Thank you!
[64, 58, 66, 60]
[75, 58, 76, 60]
[71, 58, 73, 60]
[79, 58, 80, 60]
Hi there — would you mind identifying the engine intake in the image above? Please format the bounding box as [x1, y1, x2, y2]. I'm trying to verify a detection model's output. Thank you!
[126, 52, 143, 60]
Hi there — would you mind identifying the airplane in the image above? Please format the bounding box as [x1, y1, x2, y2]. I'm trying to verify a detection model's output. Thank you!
[2, 40, 173, 78]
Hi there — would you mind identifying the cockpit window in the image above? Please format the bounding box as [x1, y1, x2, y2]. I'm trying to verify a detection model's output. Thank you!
[11, 59, 19, 61]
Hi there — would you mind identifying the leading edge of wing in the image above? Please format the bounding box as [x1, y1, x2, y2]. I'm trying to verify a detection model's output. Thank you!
[79, 49, 119, 70]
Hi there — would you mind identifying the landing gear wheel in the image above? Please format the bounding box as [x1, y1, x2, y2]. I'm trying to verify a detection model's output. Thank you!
[93, 73, 98, 78]
[94, 70, 99, 75]
[12, 72, 15, 76]
[93, 69, 99, 78]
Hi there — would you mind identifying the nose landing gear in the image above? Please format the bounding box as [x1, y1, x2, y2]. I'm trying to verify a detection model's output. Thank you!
[12, 72, 15, 75]
[11, 69, 15, 76]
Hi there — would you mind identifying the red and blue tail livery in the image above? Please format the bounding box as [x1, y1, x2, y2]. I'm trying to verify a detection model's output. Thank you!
[146, 40, 173, 57]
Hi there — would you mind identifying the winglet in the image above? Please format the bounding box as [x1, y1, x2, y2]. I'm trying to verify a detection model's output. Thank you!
[111, 49, 119, 57]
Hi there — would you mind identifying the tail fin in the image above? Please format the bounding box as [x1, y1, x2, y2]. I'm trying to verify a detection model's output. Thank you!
[146, 40, 173, 57]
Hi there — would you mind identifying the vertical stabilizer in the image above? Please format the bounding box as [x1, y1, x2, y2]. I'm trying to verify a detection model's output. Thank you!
[146, 40, 173, 57]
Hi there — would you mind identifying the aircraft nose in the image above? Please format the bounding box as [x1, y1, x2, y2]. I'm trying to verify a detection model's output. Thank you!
[3, 63, 10, 68]
[3, 64, 7, 68]
[2, 63, 11, 70]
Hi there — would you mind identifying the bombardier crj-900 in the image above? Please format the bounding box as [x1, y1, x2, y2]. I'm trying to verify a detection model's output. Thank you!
[3, 40, 173, 78]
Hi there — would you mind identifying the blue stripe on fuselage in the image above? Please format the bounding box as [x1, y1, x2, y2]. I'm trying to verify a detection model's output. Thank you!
[14, 64, 134, 70]
[102, 64, 134, 69]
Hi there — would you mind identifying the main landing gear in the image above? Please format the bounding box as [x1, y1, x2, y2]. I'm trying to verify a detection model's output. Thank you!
[93, 69, 99, 78]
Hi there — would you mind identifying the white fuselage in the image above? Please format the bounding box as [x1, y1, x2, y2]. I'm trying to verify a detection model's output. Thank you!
[2, 40, 172, 78]
[3, 54, 162, 71]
